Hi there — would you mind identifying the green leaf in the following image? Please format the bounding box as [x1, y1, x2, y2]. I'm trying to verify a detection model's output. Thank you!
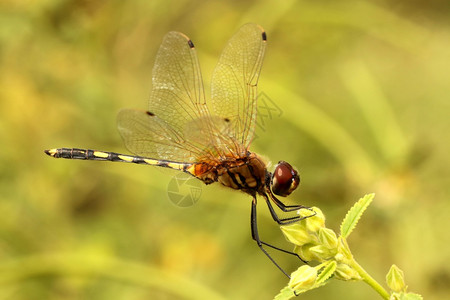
[316, 261, 336, 284]
[400, 293, 423, 300]
[340, 193, 374, 238]
[274, 286, 295, 300]
[391, 292, 423, 300]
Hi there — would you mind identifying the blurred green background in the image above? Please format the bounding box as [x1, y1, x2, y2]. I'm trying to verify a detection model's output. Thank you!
[1, 0, 449, 299]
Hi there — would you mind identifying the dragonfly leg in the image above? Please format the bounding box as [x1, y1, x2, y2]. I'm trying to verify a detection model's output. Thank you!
[251, 197, 308, 278]
[262, 193, 303, 225]
[266, 186, 316, 216]
[269, 191, 309, 212]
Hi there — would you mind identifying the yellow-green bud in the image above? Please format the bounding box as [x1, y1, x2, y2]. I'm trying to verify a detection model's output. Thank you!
[335, 253, 344, 262]
[337, 237, 352, 260]
[318, 227, 338, 250]
[302, 207, 325, 232]
[281, 223, 314, 246]
[309, 245, 336, 261]
[289, 265, 317, 291]
[386, 265, 406, 293]
[334, 263, 362, 281]
[295, 244, 316, 261]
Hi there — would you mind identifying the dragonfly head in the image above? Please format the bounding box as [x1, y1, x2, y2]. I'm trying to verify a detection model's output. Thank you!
[271, 161, 300, 197]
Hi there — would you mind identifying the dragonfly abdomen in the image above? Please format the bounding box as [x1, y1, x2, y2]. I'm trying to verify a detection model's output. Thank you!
[44, 148, 191, 171]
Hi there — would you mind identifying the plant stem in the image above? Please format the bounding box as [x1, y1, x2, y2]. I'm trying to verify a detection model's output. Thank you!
[348, 258, 390, 299]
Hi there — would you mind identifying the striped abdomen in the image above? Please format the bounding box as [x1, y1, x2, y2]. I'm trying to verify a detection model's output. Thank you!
[44, 148, 192, 172]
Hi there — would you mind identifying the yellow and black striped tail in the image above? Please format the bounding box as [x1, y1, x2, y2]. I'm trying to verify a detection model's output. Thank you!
[44, 148, 192, 172]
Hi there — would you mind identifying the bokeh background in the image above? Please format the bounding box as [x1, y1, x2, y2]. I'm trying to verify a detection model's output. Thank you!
[1, 0, 449, 299]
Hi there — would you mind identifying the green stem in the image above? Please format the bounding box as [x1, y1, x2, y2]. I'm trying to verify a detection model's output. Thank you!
[348, 258, 390, 299]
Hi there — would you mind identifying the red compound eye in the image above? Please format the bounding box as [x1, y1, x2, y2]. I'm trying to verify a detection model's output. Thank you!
[271, 161, 300, 197]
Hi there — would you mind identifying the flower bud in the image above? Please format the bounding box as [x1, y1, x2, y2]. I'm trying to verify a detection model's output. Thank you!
[281, 223, 314, 246]
[301, 207, 325, 232]
[386, 265, 406, 293]
[289, 265, 317, 291]
[309, 245, 336, 261]
[334, 263, 362, 281]
[318, 227, 338, 250]
[295, 244, 316, 261]
[337, 237, 352, 260]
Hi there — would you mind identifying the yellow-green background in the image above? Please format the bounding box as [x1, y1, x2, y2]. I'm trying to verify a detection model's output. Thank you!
[1, 0, 449, 299]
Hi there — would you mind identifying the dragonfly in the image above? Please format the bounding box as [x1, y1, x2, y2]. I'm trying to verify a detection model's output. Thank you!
[45, 23, 312, 277]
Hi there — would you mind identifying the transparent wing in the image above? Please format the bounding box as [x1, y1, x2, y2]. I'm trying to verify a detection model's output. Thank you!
[211, 23, 267, 151]
[149, 31, 210, 133]
[117, 109, 206, 163]
[118, 31, 213, 162]
[118, 26, 267, 162]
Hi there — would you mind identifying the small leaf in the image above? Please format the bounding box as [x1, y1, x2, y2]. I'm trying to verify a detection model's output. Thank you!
[316, 261, 336, 284]
[340, 193, 374, 238]
[274, 286, 296, 300]
[390, 292, 423, 300]
[400, 293, 423, 300]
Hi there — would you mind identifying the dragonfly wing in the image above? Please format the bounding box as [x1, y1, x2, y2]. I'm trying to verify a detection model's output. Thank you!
[149, 31, 210, 136]
[211, 23, 267, 152]
[117, 109, 205, 162]
[118, 31, 218, 162]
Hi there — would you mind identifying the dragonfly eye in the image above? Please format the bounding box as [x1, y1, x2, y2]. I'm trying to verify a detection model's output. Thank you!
[271, 161, 300, 197]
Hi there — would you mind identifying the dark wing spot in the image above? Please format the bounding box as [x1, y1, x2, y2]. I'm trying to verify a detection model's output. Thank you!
[146, 111, 155, 116]
[224, 118, 230, 123]
[262, 31, 267, 41]
[187, 40, 195, 48]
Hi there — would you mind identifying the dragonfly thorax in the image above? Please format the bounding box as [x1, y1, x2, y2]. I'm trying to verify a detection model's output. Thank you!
[191, 152, 267, 195]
